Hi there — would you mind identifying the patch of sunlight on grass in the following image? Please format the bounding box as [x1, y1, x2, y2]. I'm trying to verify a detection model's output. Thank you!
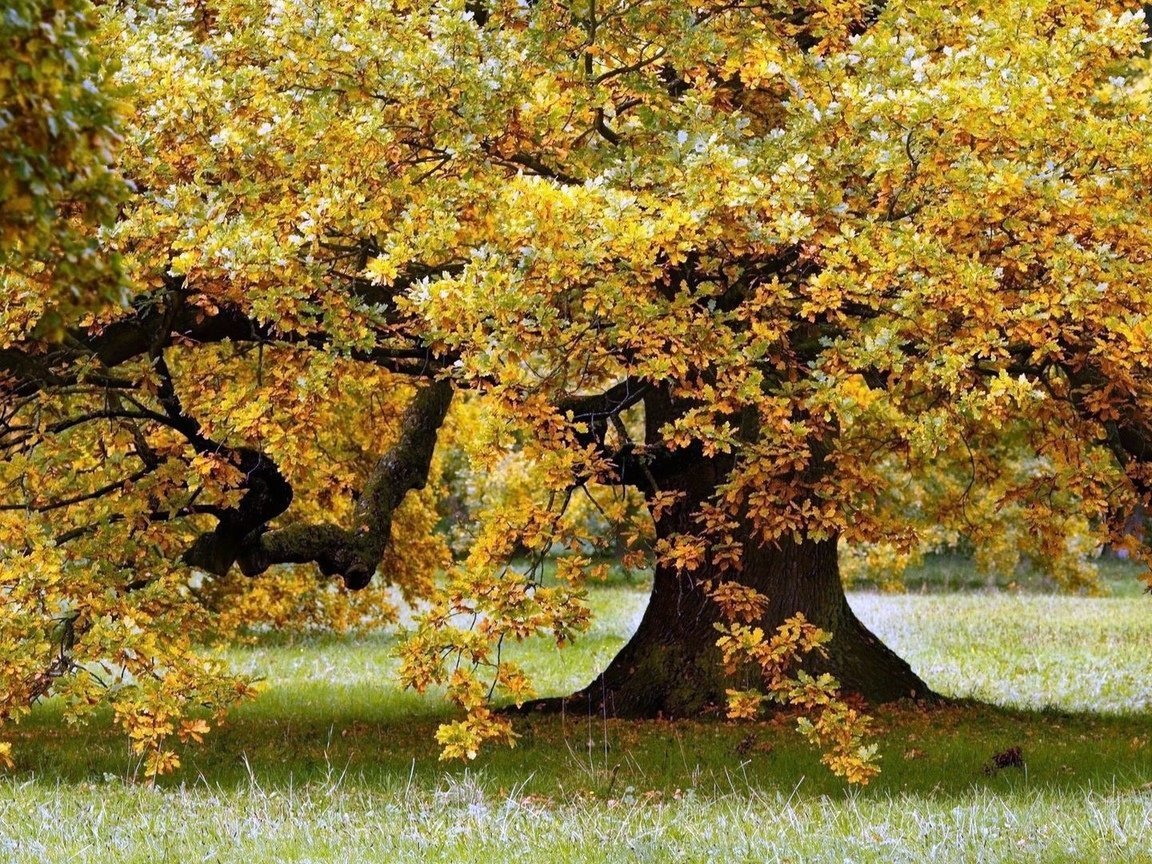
[2, 779, 1151, 863]
[850, 593, 1152, 713]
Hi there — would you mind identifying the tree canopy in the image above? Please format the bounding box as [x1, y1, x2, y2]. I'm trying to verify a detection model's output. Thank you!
[3, 0, 1152, 779]
[1, 0, 126, 338]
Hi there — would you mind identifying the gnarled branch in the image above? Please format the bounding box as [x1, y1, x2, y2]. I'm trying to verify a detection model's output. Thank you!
[222, 378, 455, 588]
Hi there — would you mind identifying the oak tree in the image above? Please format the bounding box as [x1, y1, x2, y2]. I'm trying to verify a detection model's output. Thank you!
[4, 0, 1152, 777]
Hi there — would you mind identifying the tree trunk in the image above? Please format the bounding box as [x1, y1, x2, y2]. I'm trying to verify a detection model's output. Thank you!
[555, 447, 935, 718]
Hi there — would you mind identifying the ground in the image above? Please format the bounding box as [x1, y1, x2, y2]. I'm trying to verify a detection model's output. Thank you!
[2, 559, 1152, 862]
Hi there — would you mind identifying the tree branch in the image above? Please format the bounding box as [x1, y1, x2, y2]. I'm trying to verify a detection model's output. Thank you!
[225, 378, 455, 588]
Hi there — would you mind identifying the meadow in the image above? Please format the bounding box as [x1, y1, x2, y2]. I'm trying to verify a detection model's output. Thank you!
[2, 559, 1152, 863]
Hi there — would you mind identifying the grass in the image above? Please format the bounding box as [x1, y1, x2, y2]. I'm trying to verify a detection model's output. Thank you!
[3, 572, 1152, 862]
[4, 783, 1151, 863]
[853, 553, 1149, 597]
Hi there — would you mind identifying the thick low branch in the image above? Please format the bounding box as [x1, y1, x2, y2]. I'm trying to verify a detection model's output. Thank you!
[225, 378, 455, 588]
[180, 445, 296, 577]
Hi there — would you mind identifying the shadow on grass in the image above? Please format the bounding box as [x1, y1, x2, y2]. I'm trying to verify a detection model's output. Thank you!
[11, 686, 1152, 801]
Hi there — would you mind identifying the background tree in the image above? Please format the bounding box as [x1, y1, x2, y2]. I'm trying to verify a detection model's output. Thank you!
[3, 0, 1152, 774]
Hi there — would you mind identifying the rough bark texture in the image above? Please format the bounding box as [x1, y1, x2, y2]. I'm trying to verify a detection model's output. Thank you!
[534, 390, 933, 718]
[572, 532, 932, 719]
[562, 469, 931, 718]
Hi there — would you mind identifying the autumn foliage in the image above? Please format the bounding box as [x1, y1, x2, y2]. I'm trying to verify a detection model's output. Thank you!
[4, 0, 1152, 781]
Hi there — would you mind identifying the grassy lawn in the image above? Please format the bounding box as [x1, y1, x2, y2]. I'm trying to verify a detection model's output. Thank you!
[3, 567, 1152, 862]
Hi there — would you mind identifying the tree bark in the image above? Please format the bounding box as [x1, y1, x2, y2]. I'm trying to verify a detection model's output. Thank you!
[543, 401, 935, 718]
[572, 529, 934, 718]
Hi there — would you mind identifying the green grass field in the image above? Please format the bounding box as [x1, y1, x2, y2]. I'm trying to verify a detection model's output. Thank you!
[3, 563, 1152, 862]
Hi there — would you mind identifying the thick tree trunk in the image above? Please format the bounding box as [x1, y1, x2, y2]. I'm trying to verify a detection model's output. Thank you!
[552, 446, 934, 718]
[573, 533, 932, 718]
